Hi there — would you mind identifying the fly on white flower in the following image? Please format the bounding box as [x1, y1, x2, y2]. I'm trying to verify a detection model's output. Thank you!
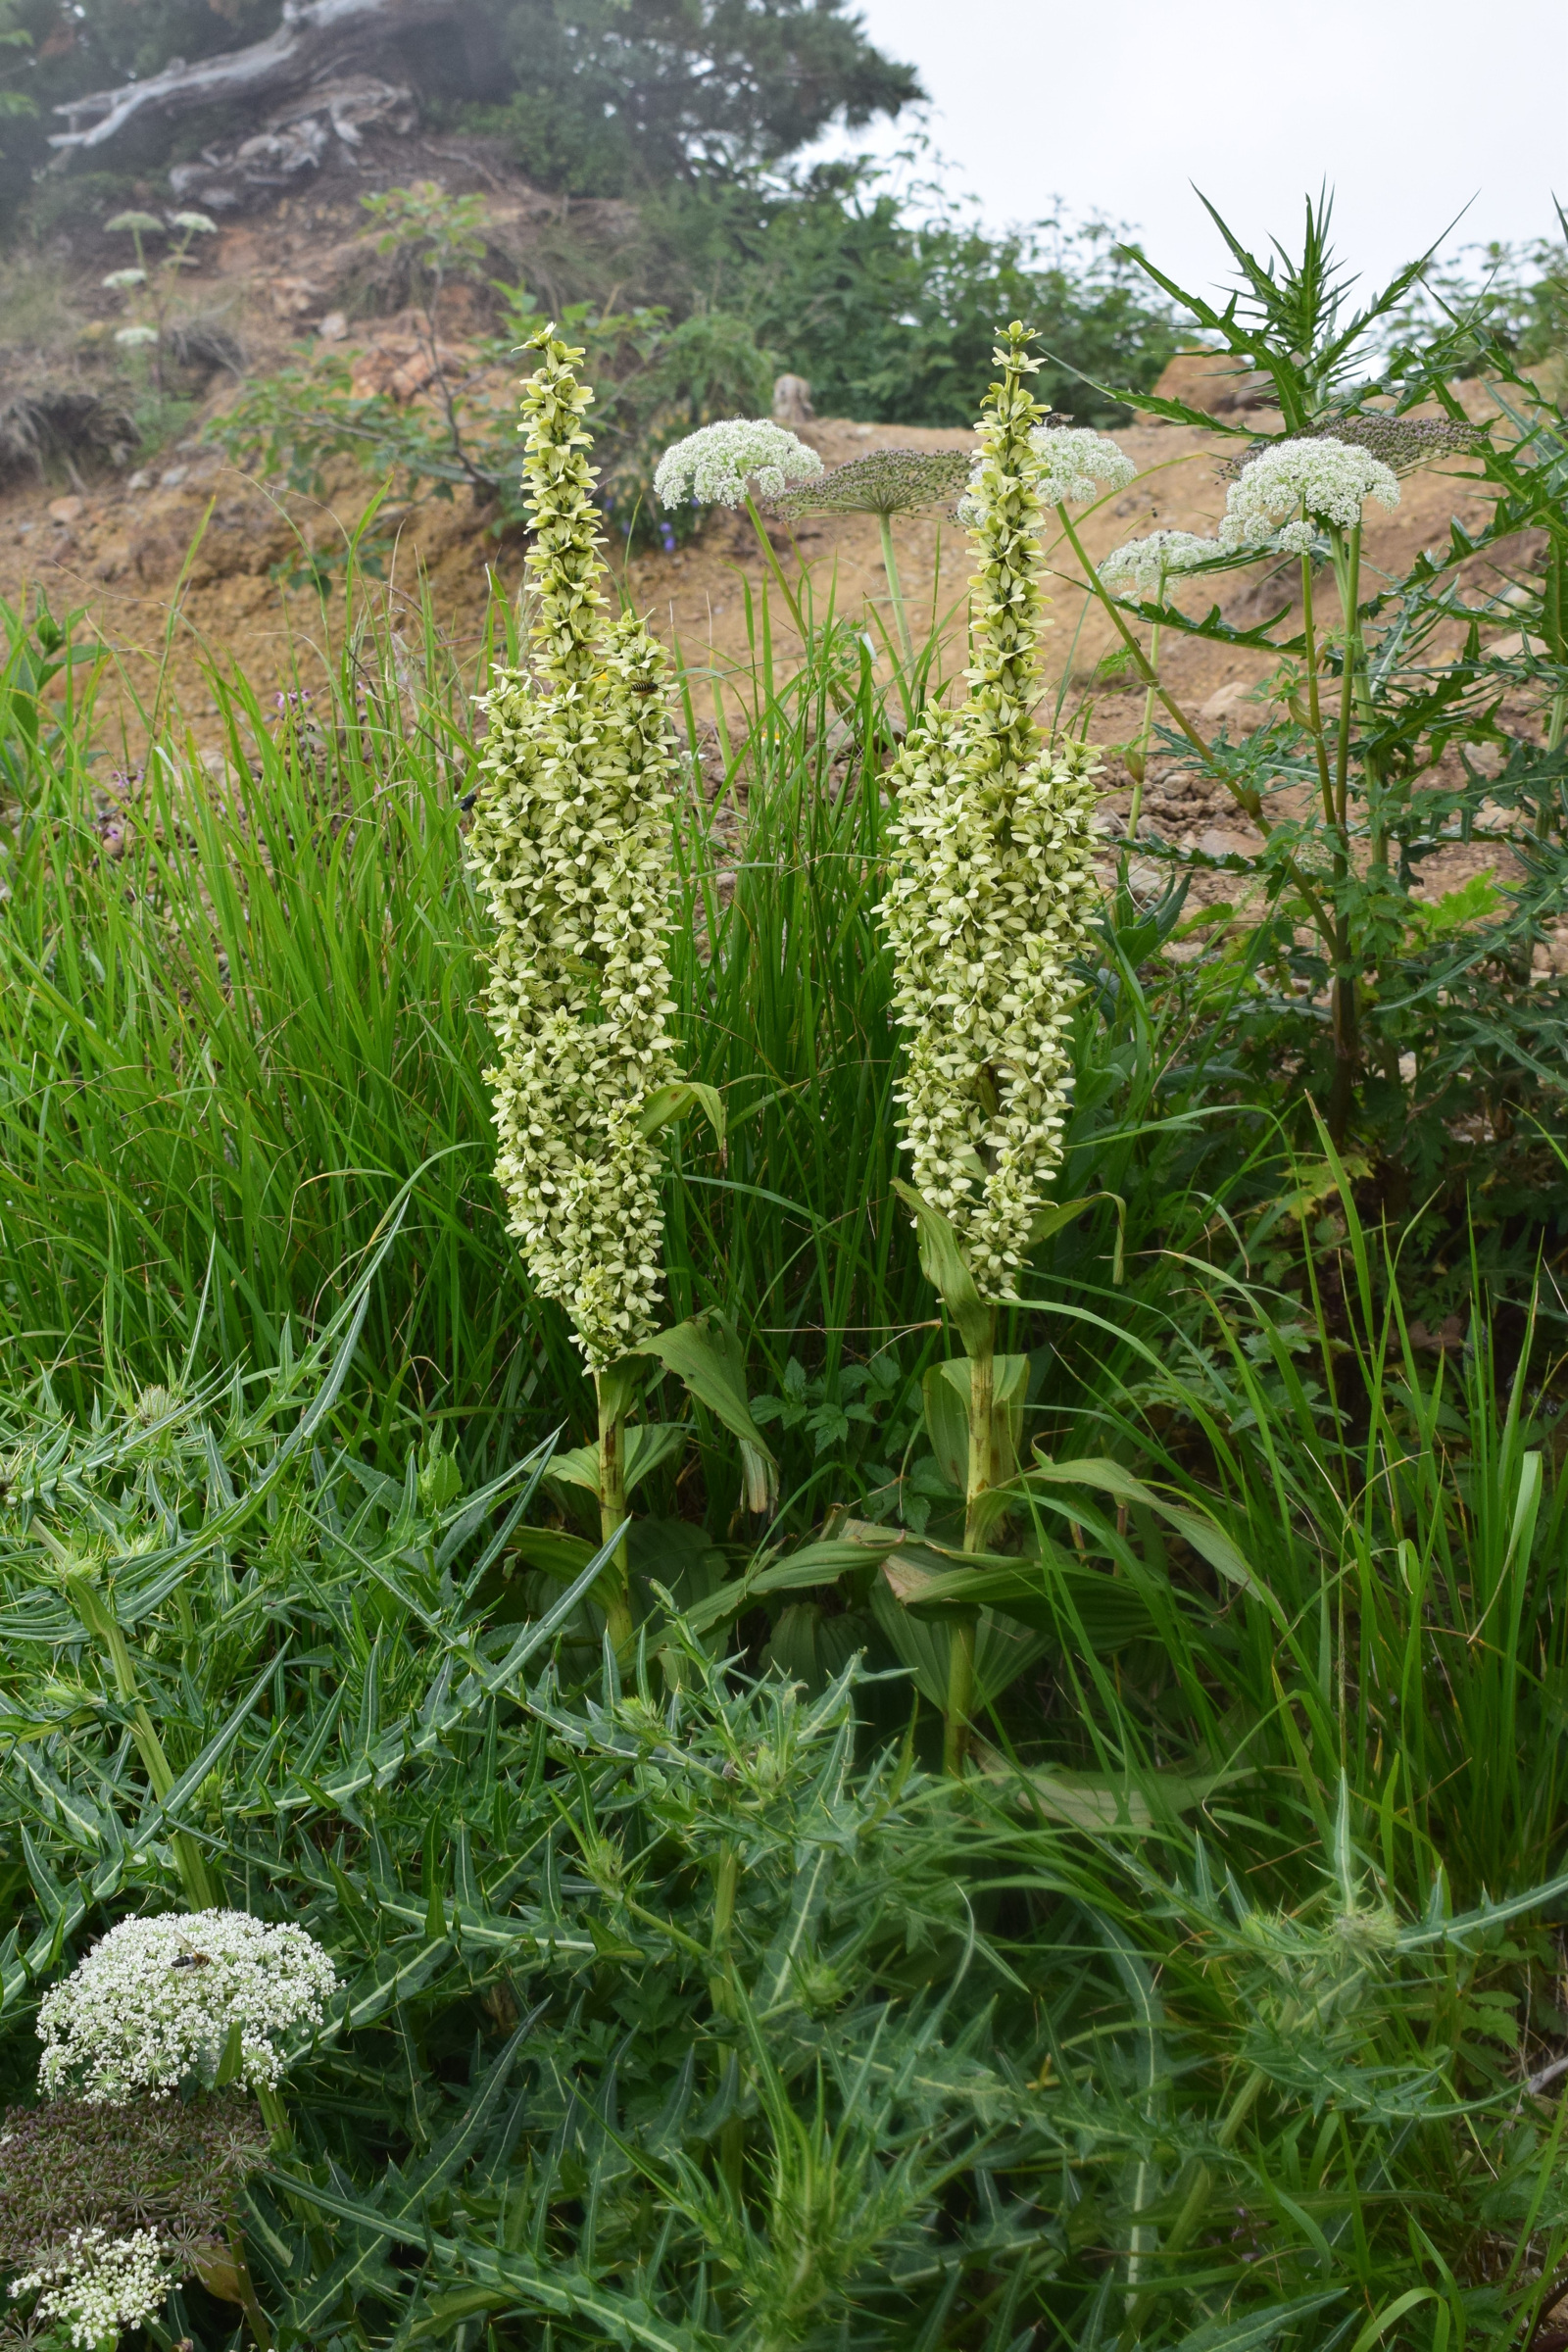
[654, 419, 821, 510]
[36, 1910, 335, 2104]
[1219, 435, 1399, 554]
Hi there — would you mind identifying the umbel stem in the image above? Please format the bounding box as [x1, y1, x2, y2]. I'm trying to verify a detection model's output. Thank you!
[877, 511, 915, 665]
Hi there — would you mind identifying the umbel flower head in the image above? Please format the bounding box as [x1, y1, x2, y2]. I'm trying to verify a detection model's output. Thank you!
[881, 324, 1102, 1297]
[770, 446, 972, 521]
[0, 2094, 267, 2350]
[1219, 433, 1399, 554]
[36, 1910, 335, 2103]
[961, 420, 1136, 526]
[654, 418, 821, 509]
[470, 328, 686, 1369]
[11, 2226, 172, 2348]
[1030, 423, 1137, 506]
[1099, 529, 1220, 597]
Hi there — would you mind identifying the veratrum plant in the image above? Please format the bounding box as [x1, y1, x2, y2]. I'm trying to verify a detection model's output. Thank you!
[470, 325, 725, 1642]
[879, 321, 1102, 1769]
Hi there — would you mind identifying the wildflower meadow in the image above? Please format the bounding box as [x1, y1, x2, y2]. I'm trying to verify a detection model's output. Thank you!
[0, 193, 1564, 2352]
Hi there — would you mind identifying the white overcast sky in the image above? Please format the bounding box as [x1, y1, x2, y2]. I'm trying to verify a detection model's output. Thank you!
[814, 0, 1566, 296]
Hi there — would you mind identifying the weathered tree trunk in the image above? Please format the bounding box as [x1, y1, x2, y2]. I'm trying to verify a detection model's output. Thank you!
[49, 0, 460, 157]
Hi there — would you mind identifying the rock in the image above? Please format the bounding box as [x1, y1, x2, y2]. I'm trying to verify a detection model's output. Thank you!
[160, 466, 188, 490]
[125, 469, 150, 490]
[772, 373, 814, 427]
[1198, 678, 1254, 728]
[317, 310, 348, 342]
[1198, 829, 1251, 862]
[47, 495, 84, 524]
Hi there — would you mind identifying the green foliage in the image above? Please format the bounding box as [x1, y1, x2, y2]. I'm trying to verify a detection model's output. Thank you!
[643, 159, 1180, 426]
[0, 0, 916, 234]
[1066, 191, 1568, 1176]
[0, 1261, 1566, 2350]
[445, 0, 921, 196]
[211, 267, 776, 548]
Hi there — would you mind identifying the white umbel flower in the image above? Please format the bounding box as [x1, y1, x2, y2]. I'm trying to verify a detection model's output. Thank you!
[1219, 434, 1398, 554]
[882, 325, 1102, 1297]
[961, 421, 1137, 526]
[1030, 423, 1137, 506]
[36, 1910, 335, 2103]
[12, 2228, 173, 2348]
[471, 329, 685, 1370]
[1099, 529, 1219, 596]
[654, 418, 821, 509]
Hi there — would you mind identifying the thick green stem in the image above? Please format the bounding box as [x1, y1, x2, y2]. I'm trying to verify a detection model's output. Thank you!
[944, 1310, 998, 1777]
[1126, 620, 1159, 850]
[65, 1570, 217, 1908]
[257, 2082, 292, 2150]
[1301, 548, 1360, 1143]
[710, 1843, 743, 2195]
[595, 1373, 634, 1653]
[226, 2217, 273, 2350]
[877, 510, 915, 666]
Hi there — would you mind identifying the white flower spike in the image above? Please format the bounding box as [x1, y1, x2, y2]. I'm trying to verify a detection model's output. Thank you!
[881, 325, 1102, 1297]
[470, 328, 685, 1370]
[655, 419, 821, 510]
[1220, 435, 1398, 555]
[36, 1909, 335, 2104]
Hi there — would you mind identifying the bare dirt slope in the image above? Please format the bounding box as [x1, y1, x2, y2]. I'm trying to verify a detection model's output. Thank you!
[0, 176, 1553, 952]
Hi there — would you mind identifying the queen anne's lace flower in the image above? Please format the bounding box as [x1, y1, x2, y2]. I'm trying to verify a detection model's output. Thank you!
[12, 2227, 173, 2348]
[961, 421, 1137, 527]
[36, 1911, 335, 2103]
[1099, 529, 1220, 596]
[771, 446, 971, 520]
[1030, 423, 1137, 507]
[881, 325, 1102, 1297]
[654, 419, 821, 509]
[470, 329, 685, 1370]
[1219, 434, 1398, 554]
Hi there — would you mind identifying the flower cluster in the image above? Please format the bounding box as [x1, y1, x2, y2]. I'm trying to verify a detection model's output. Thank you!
[1219, 434, 1399, 554]
[1030, 423, 1137, 507]
[1098, 529, 1219, 597]
[12, 2227, 172, 2347]
[770, 446, 972, 521]
[470, 329, 685, 1369]
[37, 1910, 335, 2103]
[881, 325, 1102, 1296]
[0, 2078, 269, 2348]
[654, 419, 821, 510]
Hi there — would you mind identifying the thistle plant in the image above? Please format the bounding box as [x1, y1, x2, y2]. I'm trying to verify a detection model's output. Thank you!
[471, 329, 721, 1642]
[771, 445, 972, 662]
[880, 322, 1102, 1771]
[1044, 192, 1568, 1148]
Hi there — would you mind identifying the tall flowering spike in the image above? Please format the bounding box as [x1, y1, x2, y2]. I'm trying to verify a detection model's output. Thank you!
[881, 323, 1102, 1298]
[469, 327, 683, 1371]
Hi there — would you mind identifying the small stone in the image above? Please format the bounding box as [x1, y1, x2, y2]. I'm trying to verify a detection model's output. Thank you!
[160, 465, 188, 490]
[317, 310, 348, 342]
[1198, 829, 1250, 861]
[47, 495, 84, 524]
[125, 469, 151, 491]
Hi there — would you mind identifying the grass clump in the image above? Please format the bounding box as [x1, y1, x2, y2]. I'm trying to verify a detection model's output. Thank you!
[0, 190, 1564, 2352]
